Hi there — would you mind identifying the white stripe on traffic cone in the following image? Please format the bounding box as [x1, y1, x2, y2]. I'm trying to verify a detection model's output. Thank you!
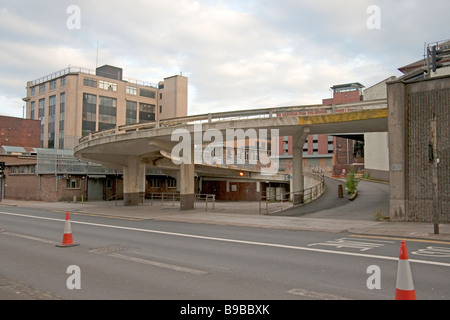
[395, 241, 416, 300]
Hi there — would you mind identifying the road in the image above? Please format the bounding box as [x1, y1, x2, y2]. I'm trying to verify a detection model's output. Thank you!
[1, 204, 449, 306]
[274, 177, 390, 220]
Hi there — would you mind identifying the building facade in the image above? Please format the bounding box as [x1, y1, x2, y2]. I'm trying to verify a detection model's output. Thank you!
[23, 65, 188, 150]
[0, 116, 41, 148]
[278, 82, 366, 176]
[362, 77, 395, 181]
[0, 146, 183, 202]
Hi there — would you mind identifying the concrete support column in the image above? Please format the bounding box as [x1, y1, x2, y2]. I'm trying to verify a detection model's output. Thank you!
[123, 156, 146, 206]
[180, 162, 195, 210]
[292, 128, 310, 205]
[387, 81, 407, 221]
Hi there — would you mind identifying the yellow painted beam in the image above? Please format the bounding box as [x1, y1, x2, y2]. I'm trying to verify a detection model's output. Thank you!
[298, 108, 388, 126]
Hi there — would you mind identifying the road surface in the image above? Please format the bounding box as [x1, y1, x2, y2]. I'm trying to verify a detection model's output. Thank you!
[1, 205, 449, 305]
[274, 177, 390, 220]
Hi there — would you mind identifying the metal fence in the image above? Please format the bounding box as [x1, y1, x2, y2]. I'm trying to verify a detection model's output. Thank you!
[259, 173, 325, 215]
[36, 149, 116, 175]
[144, 192, 216, 211]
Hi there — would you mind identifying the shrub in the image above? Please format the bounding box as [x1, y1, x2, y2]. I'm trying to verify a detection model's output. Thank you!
[345, 171, 359, 194]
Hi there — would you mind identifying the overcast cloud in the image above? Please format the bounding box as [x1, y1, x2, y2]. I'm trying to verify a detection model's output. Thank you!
[0, 0, 449, 117]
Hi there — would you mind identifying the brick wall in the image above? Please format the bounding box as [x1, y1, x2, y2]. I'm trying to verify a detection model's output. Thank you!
[4, 172, 87, 202]
[0, 116, 41, 148]
[4, 174, 39, 200]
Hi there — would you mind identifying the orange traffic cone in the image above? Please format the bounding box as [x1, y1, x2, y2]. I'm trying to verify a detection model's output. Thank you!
[395, 241, 416, 300]
[56, 212, 79, 247]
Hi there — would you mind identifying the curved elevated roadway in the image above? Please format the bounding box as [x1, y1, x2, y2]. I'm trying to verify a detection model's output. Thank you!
[74, 99, 387, 210]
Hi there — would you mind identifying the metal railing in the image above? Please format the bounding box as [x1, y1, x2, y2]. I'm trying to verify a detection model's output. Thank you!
[30, 66, 159, 88]
[78, 99, 387, 144]
[259, 173, 325, 215]
[145, 192, 216, 211]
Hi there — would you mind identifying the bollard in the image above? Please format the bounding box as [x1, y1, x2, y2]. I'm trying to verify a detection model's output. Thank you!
[338, 185, 343, 198]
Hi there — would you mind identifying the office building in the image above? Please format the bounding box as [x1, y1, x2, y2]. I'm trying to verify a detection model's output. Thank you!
[23, 65, 188, 150]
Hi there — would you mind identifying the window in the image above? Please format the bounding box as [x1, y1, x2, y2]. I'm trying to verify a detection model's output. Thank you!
[335, 87, 358, 93]
[98, 96, 117, 131]
[50, 80, 57, 90]
[150, 179, 161, 188]
[83, 77, 97, 88]
[126, 86, 137, 95]
[59, 93, 65, 149]
[159, 105, 162, 113]
[139, 103, 155, 123]
[60, 93, 65, 114]
[30, 101, 35, 119]
[140, 89, 156, 99]
[38, 98, 45, 119]
[61, 77, 66, 87]
[31, 87, 36, 96]
[126, 100, 137, 125]
[10, 166, 34, 175]
[39, 84, 46, 94]
[48, 96, 56, 148]
[66, 178, 81, 189]
[99, 80, 117, 91]
[17, 166, 28, 174]
[167, 178, 177, 189]
[82, 93, 97, 136]
[40, 118, 44, 148]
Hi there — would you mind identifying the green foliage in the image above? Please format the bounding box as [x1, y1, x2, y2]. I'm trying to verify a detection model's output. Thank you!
[374, 208, 390, 221]
[345, 170, 359, 194]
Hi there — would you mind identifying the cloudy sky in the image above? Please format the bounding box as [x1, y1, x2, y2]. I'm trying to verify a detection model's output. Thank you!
[0, 0, 449, 118]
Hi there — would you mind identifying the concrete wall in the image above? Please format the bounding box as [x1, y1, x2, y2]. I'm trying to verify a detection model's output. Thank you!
[364, 132, 389, 181]
[388, 74, 450, 222]
[159, 75, 188, 119]
[362, 77, 395, 181]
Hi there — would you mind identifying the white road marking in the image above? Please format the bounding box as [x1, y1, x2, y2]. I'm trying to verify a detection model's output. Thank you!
[2, 211, 450, 267]
[308, 237, 394, 252]
[412, 246, 450, 258]
[288, 288, 350, 300]
[107, 252, 208, 275]
[0, 230, 56, 244]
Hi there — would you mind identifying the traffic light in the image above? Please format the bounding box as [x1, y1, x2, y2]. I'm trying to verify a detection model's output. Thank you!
[0, 162, 4, 179]
[431, 45, 444, 72]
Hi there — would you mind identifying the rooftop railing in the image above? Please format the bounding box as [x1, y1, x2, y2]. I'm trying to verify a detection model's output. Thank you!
[29, 66, 158, 88]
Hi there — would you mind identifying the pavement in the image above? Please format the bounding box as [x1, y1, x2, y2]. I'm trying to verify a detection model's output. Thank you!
[1, 195, 449, 242]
